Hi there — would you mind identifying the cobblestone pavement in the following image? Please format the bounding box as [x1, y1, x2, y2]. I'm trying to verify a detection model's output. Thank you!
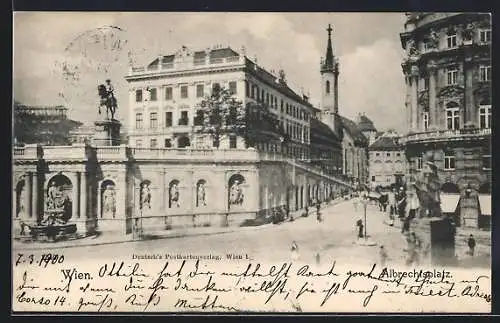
[12, 200, 490, 268]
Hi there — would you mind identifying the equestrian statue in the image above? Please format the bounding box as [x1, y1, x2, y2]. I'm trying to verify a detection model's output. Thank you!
[98, 79, 118, 120]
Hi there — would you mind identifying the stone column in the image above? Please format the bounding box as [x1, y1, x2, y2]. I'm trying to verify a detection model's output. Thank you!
[31, 172, 38, 221]
[117, 174, 127, 233]
[80, 172, 87, 221]
[12, 183, 17, 220]
[428, 62, 437, 128]
[464, 61, 474, 126]
[410, 66, 419, 131]
[405, 75, 412, 130]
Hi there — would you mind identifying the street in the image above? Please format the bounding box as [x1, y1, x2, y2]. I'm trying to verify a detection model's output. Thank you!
[19, 200, 411, 266]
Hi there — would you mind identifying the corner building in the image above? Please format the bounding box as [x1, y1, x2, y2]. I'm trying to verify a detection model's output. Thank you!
[400, 13, 491, 228]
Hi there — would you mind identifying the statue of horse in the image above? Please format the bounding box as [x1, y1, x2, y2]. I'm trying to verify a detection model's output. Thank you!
[98, 84, 118, 120]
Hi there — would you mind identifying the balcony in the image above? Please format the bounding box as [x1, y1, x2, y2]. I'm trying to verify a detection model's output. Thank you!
[403, 128, 491, 145]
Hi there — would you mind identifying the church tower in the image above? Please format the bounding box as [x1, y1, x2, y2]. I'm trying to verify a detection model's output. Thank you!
[320, 24, 340, 136]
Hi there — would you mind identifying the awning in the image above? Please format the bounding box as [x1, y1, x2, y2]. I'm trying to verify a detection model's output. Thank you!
[440, 194, 460, 213]
[478, 194, 491, 216]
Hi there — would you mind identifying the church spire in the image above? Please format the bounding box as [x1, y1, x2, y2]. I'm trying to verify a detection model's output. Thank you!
[322, 24, 335, 73]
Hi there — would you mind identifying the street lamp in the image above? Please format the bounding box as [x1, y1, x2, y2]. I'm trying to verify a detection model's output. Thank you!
[358, 195, 377, 246]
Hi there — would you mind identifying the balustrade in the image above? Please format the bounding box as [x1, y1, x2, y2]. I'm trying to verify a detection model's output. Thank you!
[128, 56, 245, 76]
[403, 127, 491, 144]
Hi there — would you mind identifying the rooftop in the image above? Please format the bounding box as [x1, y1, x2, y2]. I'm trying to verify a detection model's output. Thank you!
[340, 116, 368, 146]
[134, 45, 319, 112]
[356, 113, 377, 132]
[369, 134, 402, 151]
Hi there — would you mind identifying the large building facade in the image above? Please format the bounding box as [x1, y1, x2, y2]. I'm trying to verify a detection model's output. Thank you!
[126, 46, 317, 161]
[400, 13, 491, 227]
[368, 131, 407, 189]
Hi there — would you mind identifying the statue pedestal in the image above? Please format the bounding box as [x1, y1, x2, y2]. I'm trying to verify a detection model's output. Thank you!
[93, 119, 121, 146]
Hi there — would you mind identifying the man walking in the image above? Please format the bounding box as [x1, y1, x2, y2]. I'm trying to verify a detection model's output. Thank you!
[467, 234, 476, 256]
[387, 188, 396, 226]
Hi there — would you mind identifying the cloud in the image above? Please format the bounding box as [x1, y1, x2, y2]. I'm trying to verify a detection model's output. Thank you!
[12, 12, 407, 133]
[339, 38, 407, 132]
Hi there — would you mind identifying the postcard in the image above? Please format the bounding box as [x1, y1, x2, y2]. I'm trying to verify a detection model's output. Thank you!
[12, 12, 492, 313]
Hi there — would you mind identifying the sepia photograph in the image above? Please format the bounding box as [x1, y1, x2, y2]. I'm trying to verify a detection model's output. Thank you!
[12, 12, 492, 313]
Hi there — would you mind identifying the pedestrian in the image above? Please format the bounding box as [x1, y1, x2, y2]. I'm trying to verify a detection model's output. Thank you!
[388, 188, 396, 226]
[401, 216, 410, 234]
[396, 188, 407, 220]
[467, 234, 476, 256]
[406, 235, 420, 266]
[408, 190, 420, 221]
[316, 202, 322, 222]
[379, 245, 388, 267]
[291, 241, 299, 261]
[353, 193, 360, 212]
[316, 252, 321, 265]
[411, 232, 421, 250]
[356, 219, 364, 239]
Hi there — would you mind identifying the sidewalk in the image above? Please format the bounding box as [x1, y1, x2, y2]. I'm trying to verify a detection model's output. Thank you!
[13, 198, 347, 251]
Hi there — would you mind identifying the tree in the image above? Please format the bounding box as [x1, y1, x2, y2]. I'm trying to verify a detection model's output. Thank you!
[196, 84, 246, 148]
[244, 101, 287, 148]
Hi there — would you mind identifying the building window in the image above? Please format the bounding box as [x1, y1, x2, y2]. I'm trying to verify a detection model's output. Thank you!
[136, 139, 142, 148]
[446, 33, 457, 48]
[165, 112, 172, 127]
[479, 104, 491, 129]
[479, 65, 491, 81]
[396, 152, 401, 157]
[261, 90, 264, 102]
[165, 87, 173, 100]
[196, 84, 204, 98]
[375, 153, 380, 157]
[149, 88, 157, 101]
[423, 112, 429, 130]
[135, 90, 143, 102]
[280, 99, 284, 112]
[386, 153, 391, 157]
[479, 29, 491, 43]
[150, 138, 157, 148]
[266, 93, 269, 105]
[371, 176, 375, 182]
[416, 156, 423, 170]
[326, 80, 330, 94]
[255, 86, 259, 100]
[446, 68, 458, 85]
[446, 103, 460, 130]
[444, 152, 455, 170]
[482, 154, 491, 170]
[135, 113, 143, 129]
[150, 112, 158, 128]
[180, 85, 188, 99]
[164, 138, 172, 148]
[179, 111, 188, 126]
[229, 81, 237, 95]
[229, 135, 237, 149]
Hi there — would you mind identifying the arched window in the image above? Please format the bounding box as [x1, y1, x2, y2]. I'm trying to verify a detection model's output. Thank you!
[325, 80, 331, 94]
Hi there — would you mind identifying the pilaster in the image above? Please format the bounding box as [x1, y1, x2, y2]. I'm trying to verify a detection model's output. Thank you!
[428, 62, 438, 128]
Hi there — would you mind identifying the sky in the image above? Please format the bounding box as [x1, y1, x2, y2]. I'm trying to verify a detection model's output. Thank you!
[13, 12, 408, 132]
